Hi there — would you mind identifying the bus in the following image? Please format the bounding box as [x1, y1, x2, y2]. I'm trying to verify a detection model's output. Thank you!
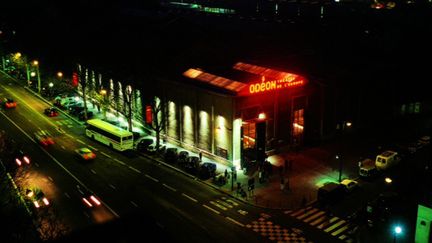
[85, 119, 134, 151]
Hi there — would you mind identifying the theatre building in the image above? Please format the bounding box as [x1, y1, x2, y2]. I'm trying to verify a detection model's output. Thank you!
[148, 61, 328, 168]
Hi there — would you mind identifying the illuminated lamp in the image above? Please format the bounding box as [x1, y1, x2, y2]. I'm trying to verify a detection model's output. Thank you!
[258, 113, 266, 120]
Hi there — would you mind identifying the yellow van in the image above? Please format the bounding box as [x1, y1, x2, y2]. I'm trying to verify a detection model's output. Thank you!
[375, 151, 401, 170]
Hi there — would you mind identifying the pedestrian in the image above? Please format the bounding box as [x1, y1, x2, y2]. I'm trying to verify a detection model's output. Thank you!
[259, 170, 263, 183]
[224, 169, 228, 178]
[233, 169, 237, 181]
[199, 151, 202, 161]
[358, 160, 362, 167]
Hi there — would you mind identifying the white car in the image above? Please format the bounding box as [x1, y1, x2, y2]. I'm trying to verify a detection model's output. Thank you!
[340, 179, 359, 192]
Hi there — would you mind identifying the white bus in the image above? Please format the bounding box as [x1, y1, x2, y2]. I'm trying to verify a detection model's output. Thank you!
[85, 119, 134, 151]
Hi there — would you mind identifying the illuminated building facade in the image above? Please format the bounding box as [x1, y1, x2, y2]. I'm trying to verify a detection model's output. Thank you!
[147, 61, 326, 168]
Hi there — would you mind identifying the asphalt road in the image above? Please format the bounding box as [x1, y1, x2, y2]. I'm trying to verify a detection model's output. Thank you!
[0, 75, 340, 242]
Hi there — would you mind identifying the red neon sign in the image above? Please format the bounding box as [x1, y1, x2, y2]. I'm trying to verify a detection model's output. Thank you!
[145, 105, 152, 124]
[243, 75, 307, 95]
[72, 72, 79, 87]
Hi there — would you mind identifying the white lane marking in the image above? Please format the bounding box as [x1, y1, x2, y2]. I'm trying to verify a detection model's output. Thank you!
[84, 211, 90, 218]
[210, 201, 227, 211]
[64, 192, 71, 199]
[113, 158, 126, 165]
[128, 166, 141, 173]
[182, 193, 198, 203]
[203, 204, 220, 215]
[131, 201, 139, 208]
[145, 174, 159, 182]
[238, 209, 248, 216]
[78, 189, 84, 195]
[35, 162, 39, 167]
[109, 184, 116, 190]
[48, 176, 54, 182]
[162, 183, 177, 192]
[88, 146, 98, 151]
[226, 217, 245, 227]
[65, 133, 74, 139]
[76, 139, 85, 145]
[61, 145, 66, 150]
[101, 152, 111, 158]
[90, 169, 97, 175]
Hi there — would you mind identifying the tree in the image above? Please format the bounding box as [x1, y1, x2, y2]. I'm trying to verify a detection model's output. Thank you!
[123, 85, 134, 132]
[77, 64, 88, 121]
[147, 96, 166, 149]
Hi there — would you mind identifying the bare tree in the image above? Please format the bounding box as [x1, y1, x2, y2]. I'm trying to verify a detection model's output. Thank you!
[77, 64, 88, 121]
[147, 96, 166, 149]
[123, 85, 134, 132]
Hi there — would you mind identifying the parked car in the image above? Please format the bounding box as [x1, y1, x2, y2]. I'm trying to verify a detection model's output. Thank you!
[178, 151, 189, 166]
[69, 105, 85, 115]
[164, 147, 178, 163]
[137, 138, 154, 152]
[418, 135, 430, 148]
[184, 156, 201, 174]
[44, 107, 59, 117]
[340, 179, 359, 192]
[199, 162, 217, 179]
[317, 182, 345, 205]
[78, 111, 93, 120]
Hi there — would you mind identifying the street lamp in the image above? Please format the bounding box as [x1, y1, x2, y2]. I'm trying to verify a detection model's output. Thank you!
[336, 154, 342, 182]
[385, 177, 392, 184]
[57, 71, 63, 78]
[48, 82, 54, 97]
[393, 225, 402, 242]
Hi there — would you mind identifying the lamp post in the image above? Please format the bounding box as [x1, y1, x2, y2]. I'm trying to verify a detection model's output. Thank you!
[393, 225, 402, 243]
[336, 154, 342, 182]
[48, 82, 54, 97]
[32, 60, 41, 94]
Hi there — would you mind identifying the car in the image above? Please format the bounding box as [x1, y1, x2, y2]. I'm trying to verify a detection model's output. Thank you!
[75, 147, 96, 160]
[317, 182, 345, 205]
[44, 107, 59, 117]
[164, 147, 178, 163]
[76, 185, 101, 208]
[199, 162, 217, 179]
[78, 111, 93, 121]
[178, 151, 189, 166]
[34, 130, 55, 146]
[25, 188, 50, 209]
[340, 179, 359, 192]
[136, 138, 154, 152]
[418, 136, 430, 148]
[2, 98, 17, 109]
[14, 149, 31, 166]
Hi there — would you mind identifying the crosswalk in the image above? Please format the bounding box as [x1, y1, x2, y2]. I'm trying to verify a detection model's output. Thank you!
[207, 196, 241, 212]
[286, 207, 355, 242]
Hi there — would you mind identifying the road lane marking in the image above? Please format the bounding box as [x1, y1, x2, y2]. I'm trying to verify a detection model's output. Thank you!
[88, 145, 98, 151]
[76, 139, 85, 145]
[237, 209, 248, 215]
[162, 183, 177, 192]
[101, 152, 111, 158]
[61, 145, 66, 150]
[131, 201, 139, 208]
[182, 193, 198, 203]
[113, 158, 126, 165]
[128, 166, 141, 173]
[145, 174, 159, 182]
[331, 224, 350, 236]
[48, 176, 54, 182]
[90, 169, 97, 174]
[226, 217, 245, 227]
[64, 192, 71, 199]
[210, 201, 227, 211]
[109, 184, 116, 190]
[65, 133, 74, 139]
[203, 204, 220, 215]
[83, 212, 90, 218]
[35, 162, 39, 167]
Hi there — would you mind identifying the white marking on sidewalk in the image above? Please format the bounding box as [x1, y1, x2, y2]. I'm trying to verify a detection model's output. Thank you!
[90, 169, 97, 175]
[101, 151, 111, 158]
[203, 204, 220, 214]
[61, 145, 66, 150]
[113, 158, 125, 165]
[76, 139, 85, 145]
[318, 217, 339, 229]
[64, 192, 71, 199]
[145, 174, 159, 182]
[226, 199, 239, 206]
[297, 208, 319, 220]
[109, 184, 116, 190]
[237, 209, 248, 215]
[291, 206, 312, 217]
[35, 162, 39, 167]
[162, 183, 177, 192]
[226, 217, 245, 227]
[128, 166, 141, 173]
[48, 176, 54, 182]
[130, 201, 139, 208]
[182, 193, 198, 203]
[331, 224, 350, 236]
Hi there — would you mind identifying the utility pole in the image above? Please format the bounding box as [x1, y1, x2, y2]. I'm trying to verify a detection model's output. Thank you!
[337, 155, 342, 182]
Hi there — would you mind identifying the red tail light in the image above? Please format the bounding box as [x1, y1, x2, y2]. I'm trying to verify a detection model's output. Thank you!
[24, 156, 30, 164]
[42, 198, 50, 206]
[82, 198, 93, 207]
[90, 196, 101, 206]
[15, 158, 22, 166]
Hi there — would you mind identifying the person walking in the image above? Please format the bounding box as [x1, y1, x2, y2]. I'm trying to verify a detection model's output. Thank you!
[199, 151, 203, 162]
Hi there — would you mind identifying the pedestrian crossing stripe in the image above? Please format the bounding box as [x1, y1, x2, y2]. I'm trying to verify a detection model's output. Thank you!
[297, 208, 319, 220]
[303, 211, 325, 223]
[226, 199, 239, 206]
[210, 201, 227, 210]
[324, 219, 345, 233]
[216, 199, 233, 208]
[317, 216, 339, 229]
[331, 223, 350, 236]
[291, 206, 312, 217]
[310, 215, 326, 226]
